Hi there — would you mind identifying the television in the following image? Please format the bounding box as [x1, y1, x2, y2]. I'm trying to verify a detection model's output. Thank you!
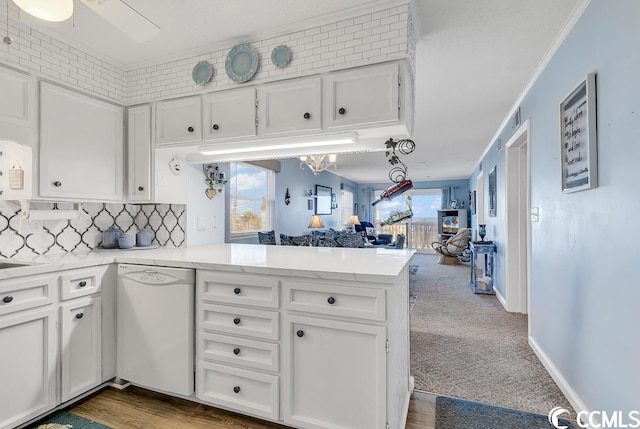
[437, 209, 468, 238]
[441, 215, 459, 234]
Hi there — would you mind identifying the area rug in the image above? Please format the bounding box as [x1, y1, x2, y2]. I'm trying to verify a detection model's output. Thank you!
[435, 396, 574, 429]
[409, 264, 420, 314]
[27, 411, 111, 429]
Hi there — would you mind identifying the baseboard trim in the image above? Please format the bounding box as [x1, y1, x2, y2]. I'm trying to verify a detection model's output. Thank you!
[495, 288, 508, 310]
[528, 335, 588, 415]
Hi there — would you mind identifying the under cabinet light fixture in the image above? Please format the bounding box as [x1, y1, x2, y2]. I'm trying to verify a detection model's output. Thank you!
[197, 133, 358, 157]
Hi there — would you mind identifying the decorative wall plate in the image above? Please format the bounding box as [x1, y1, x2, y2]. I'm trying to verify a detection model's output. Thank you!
[271, 45, 292, 68]
[225, 44, 259, 83]
[192, 60, 214, 85]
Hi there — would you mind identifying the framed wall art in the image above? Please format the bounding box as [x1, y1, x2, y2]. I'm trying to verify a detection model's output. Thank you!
[488, 166, 497, 217]
[560, 73, 598, 193]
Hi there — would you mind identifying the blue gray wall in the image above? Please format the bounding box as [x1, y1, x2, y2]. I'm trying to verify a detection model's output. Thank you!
[469, 0, 639, 415]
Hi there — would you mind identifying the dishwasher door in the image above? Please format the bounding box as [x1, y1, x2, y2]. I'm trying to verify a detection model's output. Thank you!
[117, 264, 195, 396]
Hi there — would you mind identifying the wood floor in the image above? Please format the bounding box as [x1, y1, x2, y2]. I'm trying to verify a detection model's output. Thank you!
[67, 386, 437, 429]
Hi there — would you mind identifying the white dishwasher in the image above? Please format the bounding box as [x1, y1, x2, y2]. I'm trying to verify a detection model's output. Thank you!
[117, 264, 195, 396]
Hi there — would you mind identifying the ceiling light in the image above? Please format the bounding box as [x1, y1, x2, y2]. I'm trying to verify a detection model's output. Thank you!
[300, 154, 338, 176]
[13, 0, 73, 22]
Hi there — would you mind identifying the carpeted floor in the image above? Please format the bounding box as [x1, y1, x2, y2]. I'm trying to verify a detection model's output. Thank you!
[409, 253, 576, 419]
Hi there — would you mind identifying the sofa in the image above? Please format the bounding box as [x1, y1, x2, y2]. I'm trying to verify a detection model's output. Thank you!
[354, 221, 392, 246]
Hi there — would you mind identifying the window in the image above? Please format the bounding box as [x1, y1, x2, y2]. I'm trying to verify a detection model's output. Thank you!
[229, 162, 274, 237]
[340, 184, 355, 225]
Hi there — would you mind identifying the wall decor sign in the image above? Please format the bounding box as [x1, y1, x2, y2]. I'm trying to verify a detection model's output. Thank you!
[560, 73, 598, 193]
[488, 166, 497, 217]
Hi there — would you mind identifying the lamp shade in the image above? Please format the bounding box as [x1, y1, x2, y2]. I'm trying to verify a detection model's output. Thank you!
[348, 215, 361, 225]
[13, 0, 73, 22]
[308, 214, 324, 229]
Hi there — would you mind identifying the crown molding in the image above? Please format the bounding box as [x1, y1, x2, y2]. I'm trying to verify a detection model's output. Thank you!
[472, 0, 592, 173]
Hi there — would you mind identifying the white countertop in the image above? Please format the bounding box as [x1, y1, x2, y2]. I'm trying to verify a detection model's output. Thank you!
[2, 244, 416, 284]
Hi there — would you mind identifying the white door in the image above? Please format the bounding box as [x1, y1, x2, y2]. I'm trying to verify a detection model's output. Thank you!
[156, 96, 202, 145]
[128, 104, 152, 202]
[40, 82, 123, 200]
[257, 77, 321, 135]
[60, 296, 102, 402]
[324, 63, 399, 129]
[0, 66, 35, 127]
[0, 308, 56, 429]
[283, 315, 386, 429]
[203, 88, 257, 140]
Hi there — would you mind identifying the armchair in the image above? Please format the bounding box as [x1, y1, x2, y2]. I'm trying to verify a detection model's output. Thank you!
[431, 228, 471, 264]
[354, 221, 392, 246]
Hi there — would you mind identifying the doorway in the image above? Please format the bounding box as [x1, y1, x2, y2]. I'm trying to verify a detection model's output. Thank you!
[505, 120, 531, 314]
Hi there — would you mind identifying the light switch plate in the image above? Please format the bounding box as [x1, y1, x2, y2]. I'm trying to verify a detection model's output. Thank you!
[531, 207, 539, 222]
[196, 217, 206, 231]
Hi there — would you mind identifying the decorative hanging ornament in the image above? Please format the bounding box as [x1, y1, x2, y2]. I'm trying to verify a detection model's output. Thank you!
[285, 188, 291, 205]
[203, 163, 227, 199]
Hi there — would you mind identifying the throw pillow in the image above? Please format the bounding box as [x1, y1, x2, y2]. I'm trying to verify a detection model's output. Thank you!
[280, 233, 311, 246]
[365, 226, 376, 237]
[257, 230, 276, 245]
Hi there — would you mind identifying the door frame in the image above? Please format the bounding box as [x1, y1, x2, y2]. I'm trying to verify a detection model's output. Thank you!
[504, 119, 531, 314]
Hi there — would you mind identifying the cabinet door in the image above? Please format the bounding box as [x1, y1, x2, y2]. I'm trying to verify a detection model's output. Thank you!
[40, 82, 123, 200]
[324, 63, 399, 129]
[257, 77, 321, 135]
[156, 96, 202, 145]
[0, 308, 56, 429]
[203, 88, 256, 141]
[0, 66, 35, 127]
[127, 104, 152, 202]
[60, 296, 102, 402]
[283, 315, 386, 429]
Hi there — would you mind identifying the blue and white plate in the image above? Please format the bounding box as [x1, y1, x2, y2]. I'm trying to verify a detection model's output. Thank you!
[192, 60, 213, 85]
[225, 44, 259, 83]
[271, 45, 292, 68]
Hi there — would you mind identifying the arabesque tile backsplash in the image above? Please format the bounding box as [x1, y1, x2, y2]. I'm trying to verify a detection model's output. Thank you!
[0, 201, 185, 258]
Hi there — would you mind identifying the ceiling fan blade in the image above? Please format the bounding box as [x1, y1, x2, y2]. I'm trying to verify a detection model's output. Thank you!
[79, 0, 160, 43]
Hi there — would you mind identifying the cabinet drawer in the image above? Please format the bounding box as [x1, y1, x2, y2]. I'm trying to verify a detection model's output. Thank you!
[59, 266, 107, 300]
[199, 272, 279, 309]
[198, 361, 279, 421]
[0, 275, 55, 316]
[200, 332, 279, 373]
[200, 303, 279, 341]
[283, 281, 386, 321]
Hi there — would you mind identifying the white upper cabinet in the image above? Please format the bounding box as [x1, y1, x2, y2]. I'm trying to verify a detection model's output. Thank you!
[203, 88, 256, 141]
[257, 77, 321, 136]
[40, 82, 123, 201]
[0, 66, 35, 128]
[324, 63, 399, 129]
[127, 104, 152, 202]
[156, 96, 202, 145]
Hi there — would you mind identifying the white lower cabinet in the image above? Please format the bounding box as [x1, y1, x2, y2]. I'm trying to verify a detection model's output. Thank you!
[197, 271, 281, 421]
[283, 315, 387, 429]
[60, 296, 102, 402]
[0, 266, 109, 429]
[196, 270, 410, 429]
[198, 361, 279, 420]
[0, 308, 57, 429]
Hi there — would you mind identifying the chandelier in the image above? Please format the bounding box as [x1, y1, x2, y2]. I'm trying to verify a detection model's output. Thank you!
[300, 154, 337, 176]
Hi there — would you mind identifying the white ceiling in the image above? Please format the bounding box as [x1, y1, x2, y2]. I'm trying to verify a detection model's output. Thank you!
[11, 0, 581, 184]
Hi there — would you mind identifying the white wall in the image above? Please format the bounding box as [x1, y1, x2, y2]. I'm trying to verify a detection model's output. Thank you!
[186, 163, 225, 245]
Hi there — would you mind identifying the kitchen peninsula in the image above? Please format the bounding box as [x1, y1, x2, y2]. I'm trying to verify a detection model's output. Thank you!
[1, 244, 414, 429]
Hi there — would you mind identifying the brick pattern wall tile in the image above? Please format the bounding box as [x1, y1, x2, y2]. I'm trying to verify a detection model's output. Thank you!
[0, 10, 126, 103]
[125, 4, 410, 105]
